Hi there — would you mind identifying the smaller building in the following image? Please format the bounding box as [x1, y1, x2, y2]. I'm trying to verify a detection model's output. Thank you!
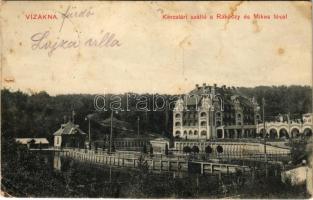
[150, 138, 170, 154]
[53, 121, 87, 148]
[281, 166, 310, 186]
[15, 138, 49, 149]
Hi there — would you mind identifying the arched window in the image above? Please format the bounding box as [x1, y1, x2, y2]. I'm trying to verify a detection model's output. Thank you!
[269, 129, 278, 139]
[201, 121, 206, 126]
[175, 131, 181, 135]
[183, 131, 187, 135]
[189, 130, 193, 135]
[200, 112, 207, 117]
[194, 130, 198, 135]
[291, 128, 300, 138]
[201, 130, 207, 136]
[175, 122, 181, 126]
[175, 113, 181, 118]
[303, 128, 312, 137]
[237, 113, 242, 119]
[279, 128, 289, 138]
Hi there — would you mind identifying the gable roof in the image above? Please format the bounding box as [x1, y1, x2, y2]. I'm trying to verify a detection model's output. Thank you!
[53, 121, 86, 136]
[15, 138, 49, 144]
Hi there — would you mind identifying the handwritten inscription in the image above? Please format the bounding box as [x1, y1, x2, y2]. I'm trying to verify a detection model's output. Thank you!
[31, 31, 121, 56]
[59, 6, 94, 32]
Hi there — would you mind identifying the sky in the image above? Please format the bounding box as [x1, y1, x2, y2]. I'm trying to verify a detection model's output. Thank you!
[1, 1, 312, 95]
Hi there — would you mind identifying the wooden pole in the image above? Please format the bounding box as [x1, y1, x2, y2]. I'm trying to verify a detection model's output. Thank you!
[109, 111, 113, 154]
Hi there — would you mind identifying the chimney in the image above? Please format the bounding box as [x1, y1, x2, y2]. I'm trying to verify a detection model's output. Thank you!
[212, 84, 216, 96]
[201, 83, 206, 93]
[195, 84, 199, 90]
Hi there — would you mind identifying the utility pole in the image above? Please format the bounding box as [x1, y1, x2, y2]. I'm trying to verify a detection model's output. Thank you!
[287, 112, 291, 138]
[137, 116, 140, 137]
[72, 110, 76, 124]
[88, 118, 91, 144]
[85, 115, 91, 150]
[262, 97, 268, 177]
[109, 111, 113, 154]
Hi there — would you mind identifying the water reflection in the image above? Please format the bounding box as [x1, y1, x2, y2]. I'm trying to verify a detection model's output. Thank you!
[47, 152, 291, 198]
[50, 152, 243, 198]
[53, 153, 61, 171]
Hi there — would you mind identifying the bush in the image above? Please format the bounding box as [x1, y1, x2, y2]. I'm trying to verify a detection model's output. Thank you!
[191, 146, 199, 154]
[183, 146, 191, 154]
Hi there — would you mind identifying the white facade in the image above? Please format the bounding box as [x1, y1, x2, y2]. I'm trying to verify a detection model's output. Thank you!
[54, 136, 62, 147]
[173, 96, 216, 140]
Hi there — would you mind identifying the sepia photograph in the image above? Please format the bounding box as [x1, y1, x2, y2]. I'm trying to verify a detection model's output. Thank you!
[1, 1, 312, 198]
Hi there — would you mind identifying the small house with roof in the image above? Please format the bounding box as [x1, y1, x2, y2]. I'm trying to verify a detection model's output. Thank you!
[53, 121, 86, 148]
[150, 137, 170, 154]
[15, 138, 49, 149]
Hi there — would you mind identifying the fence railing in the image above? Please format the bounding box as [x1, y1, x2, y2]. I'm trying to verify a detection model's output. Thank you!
[61, 147, 290, 164]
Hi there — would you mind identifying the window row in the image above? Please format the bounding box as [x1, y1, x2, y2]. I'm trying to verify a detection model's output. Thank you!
[175, 121, 207, 126]
[175, 130, 207, 136]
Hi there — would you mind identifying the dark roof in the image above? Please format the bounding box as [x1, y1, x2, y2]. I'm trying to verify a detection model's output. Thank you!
[53, 121, 86, 136]
[97, 117, 134, 131]
[184, 95, 202, 106]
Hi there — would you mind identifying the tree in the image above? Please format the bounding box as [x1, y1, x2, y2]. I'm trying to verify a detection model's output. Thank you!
[183, 146, 191, 154]
[164, 144, 169, 156]
[137, 155, 149, 173]
[216, 145, 223, 154]
[191, 146, 199, 154]
[102, 140, 106, 151]
[94, 143, 98, 153]
[149, 145, 153, 156]
[205, 145, 212, 159]
[142, 144, 147, 154]
[205, 145, 213, 154]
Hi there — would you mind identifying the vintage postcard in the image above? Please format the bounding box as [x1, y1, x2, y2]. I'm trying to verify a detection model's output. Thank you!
[1, 1, 312, 198]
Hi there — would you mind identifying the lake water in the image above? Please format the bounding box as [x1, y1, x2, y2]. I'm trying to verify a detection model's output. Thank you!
[3, 150, 307, 198]
[52, 152, 227, 198]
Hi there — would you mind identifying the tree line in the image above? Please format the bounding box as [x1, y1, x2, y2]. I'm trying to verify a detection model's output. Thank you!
[1, 85, 312, 142]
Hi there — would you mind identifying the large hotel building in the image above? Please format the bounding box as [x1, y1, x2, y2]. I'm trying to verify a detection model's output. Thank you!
[173, 83, 261, 140]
